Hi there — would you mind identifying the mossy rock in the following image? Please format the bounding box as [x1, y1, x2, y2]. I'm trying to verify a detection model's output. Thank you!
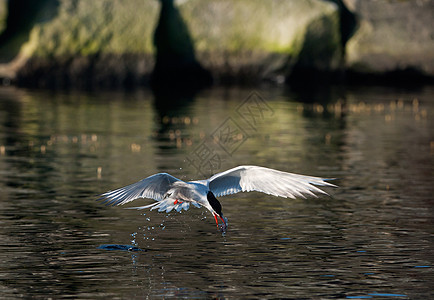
[2, 0, 342, 86]
[180, 0, 341, 82]
[345, 0, 434, 77]
[26, 0, 158, 57]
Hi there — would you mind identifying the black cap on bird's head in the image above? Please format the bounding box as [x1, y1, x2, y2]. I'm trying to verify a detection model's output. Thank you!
[207, 191, 227, 232]
[207, 191, 222, 216]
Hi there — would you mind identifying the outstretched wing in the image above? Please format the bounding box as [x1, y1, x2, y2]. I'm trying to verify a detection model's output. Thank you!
[99, 173, 182, 206]
[207, 165, 336, 198]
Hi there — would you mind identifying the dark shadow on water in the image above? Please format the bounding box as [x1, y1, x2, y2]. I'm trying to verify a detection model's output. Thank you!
[284, 83, 346, 105]
[151, 87, 197, 165]
[152, 88, 197, 120]
[152, 88, 197, 145]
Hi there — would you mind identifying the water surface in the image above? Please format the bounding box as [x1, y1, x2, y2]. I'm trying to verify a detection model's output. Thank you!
[0, 86, 433, 298]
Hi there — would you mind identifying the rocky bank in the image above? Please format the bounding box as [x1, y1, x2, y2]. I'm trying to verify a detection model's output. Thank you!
[0, 0, 432, 88]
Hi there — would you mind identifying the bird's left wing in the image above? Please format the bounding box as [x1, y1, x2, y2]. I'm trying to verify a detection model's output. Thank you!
[99, 173, 182, 206]
[207, 165, 336, 198]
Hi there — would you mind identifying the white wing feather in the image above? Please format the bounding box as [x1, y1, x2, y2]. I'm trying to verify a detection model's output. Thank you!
[207, 165, 336, 198]
[99, 173, 182, 206]
[126, 198, 198, 212]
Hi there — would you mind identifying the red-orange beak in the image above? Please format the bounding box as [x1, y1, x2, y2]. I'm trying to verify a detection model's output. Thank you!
[212, 212, 227, 233]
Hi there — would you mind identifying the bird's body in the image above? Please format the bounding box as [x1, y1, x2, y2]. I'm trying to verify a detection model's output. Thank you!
[99, 165, 336, 233]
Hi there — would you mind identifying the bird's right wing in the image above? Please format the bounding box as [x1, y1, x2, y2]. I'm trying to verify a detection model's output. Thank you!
[98, 173, 182, 206]
[207, 165, 336, 198]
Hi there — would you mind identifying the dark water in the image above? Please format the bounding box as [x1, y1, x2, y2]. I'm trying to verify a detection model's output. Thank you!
[0, 86, 433, 299]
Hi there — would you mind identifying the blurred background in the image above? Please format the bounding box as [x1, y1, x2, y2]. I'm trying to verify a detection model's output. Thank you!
[0, 0, 433, 298]
[0, 0, 433, 88]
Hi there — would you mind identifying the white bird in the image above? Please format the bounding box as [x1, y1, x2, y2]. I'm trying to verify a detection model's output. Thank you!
[98, 165, 336, 233]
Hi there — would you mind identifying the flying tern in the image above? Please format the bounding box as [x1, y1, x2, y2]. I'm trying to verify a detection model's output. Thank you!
[99, 165, 336, 233]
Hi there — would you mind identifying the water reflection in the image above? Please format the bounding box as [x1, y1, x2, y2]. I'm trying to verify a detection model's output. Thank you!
[0, 86, 432, 298]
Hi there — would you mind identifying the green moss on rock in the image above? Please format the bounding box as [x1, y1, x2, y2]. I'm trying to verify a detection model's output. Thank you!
[345, 0, 434, 77]
[4, 0, 343, 86]
[28, 0, 158, 57]
[180, 0, 342, 82]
